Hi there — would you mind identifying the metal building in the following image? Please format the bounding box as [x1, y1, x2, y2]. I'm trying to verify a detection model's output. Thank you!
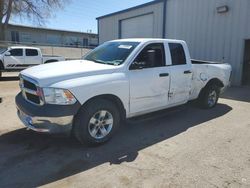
[4, 24, 98, 47]
[97, 0, 250, 86]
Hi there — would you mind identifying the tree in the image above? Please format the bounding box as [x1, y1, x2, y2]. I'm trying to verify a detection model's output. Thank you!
[0, 0, 68, 41]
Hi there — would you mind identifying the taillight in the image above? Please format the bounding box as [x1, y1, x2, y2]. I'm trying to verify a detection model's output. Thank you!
[229, 71, 232, 81]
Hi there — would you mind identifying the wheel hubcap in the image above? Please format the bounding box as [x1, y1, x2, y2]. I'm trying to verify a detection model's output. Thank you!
[208, 90, 217, 107]
[88, 110, 113, 139]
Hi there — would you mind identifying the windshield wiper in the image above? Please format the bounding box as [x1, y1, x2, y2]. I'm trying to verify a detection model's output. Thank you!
[111, 60, 123, 65]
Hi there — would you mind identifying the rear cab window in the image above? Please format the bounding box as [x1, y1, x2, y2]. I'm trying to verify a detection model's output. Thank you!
[26, 49, 39, 56]
[169, 43, 186, 66]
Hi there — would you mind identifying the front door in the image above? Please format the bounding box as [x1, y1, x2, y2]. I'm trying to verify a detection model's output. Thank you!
[242, 40, 250, 85]
[129, 43, 170, 115]
[4, 48, 24, 69]
[168, 43, 192, 105]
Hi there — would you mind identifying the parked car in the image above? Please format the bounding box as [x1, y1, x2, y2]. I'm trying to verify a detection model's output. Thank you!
[16, 39, 232, 145]
[0, 46, 65, 77]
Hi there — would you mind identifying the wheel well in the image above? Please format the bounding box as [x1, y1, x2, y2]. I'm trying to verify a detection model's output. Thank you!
[44, 60, 58, 64]
[0, 60, 4, 70]
[205, 78, 224, 88]
[198, 78, 224, 98]
[83, 94, 126, 120]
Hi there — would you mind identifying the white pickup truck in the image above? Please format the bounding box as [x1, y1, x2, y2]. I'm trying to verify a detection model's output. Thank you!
[16, 39, 232, 145]
[0, 46, 65, 77]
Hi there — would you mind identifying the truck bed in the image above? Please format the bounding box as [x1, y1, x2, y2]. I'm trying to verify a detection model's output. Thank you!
[43, 55, 64, 58]
[191, 59, 224, 64]
[189, 62, 232, 101]
[42, 55, 65, 63]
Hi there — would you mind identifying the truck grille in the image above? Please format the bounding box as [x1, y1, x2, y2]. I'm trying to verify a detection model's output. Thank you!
[20, 76, 44, 106]
[26, 93, 41, 104]
[23, 80, 37, 91]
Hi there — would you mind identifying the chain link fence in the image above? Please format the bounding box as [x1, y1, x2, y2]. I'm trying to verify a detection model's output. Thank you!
[0, 40, 93, 60]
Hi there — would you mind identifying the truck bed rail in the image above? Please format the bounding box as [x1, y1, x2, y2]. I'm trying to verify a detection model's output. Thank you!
[191, 59, 224, 64]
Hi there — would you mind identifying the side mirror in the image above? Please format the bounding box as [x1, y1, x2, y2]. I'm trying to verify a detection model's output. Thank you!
[5, 52, 11, 56]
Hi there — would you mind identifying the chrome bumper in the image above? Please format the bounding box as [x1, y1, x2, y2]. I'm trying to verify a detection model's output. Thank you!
[17, 108, 73, 135]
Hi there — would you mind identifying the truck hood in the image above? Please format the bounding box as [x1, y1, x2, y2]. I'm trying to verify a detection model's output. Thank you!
[21, 60, 119, 87]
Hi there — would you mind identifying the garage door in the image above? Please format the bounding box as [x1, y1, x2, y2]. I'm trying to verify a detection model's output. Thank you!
[120, 14, 154, 38]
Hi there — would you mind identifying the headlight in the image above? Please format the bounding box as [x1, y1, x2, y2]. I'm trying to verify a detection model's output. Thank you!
[43, 88, 77, 105]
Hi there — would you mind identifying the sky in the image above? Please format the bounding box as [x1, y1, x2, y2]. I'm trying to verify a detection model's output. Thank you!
[10, 0, 153, 34]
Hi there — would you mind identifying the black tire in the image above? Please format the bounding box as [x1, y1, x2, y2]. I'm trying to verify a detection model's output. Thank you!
[198, 84, 220, 109]
[0, 61, 4, 78]
[44, 60, 58, 64]
[73, 99, 120, 145]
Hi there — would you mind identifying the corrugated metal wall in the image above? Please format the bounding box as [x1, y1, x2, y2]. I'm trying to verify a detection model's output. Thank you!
[98, 0, 250, 85]
[165, 0, 250, 85]
[98, 1, 164, 44]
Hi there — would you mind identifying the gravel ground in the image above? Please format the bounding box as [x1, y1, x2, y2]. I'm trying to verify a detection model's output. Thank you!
[0, 73, 250, 188]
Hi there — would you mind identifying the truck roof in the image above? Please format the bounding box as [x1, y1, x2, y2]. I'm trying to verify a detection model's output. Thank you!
[9, 46, 40, 50]
[111, 38, 185, 43]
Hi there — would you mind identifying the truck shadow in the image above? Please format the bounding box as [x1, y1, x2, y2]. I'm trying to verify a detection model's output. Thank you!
[0, 76, 19, 81]
[221, 86, 250, 103]
[0, 103, 232, 187]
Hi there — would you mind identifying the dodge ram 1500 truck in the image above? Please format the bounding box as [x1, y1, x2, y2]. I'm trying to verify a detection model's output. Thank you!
[0, 46, 65, 77]
[16, 39, 232, 145]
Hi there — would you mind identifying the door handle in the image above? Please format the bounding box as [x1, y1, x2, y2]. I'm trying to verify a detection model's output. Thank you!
[159, 73, 169, 77]
[184, 70, 192, 74]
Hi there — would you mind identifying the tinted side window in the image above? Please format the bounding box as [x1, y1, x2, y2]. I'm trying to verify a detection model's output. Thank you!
[9, 49, 23, 56]
[26, 49, 38, 56]
[169, 43, 186, 65]
[131, 43, 165, 69]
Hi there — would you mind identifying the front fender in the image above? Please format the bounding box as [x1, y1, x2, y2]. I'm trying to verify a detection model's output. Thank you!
[0, 55, 4, 62]
[50, 73, 130, 113]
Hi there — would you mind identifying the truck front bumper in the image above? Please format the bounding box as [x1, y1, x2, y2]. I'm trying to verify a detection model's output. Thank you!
[17, 109, 74, 134]
[15, 92, 81, 135]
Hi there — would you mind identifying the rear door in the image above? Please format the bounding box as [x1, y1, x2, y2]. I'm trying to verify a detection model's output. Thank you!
[3, 48, 24, 69]
[168, 43, 192, 105]
[25, 49, 41, 66]
[129, 43, 170, 114]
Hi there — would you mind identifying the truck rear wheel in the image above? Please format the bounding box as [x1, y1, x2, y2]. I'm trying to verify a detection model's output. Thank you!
[199, 84, 220, 109]
[44, 60, 58, 64]
[73, 99, 120, 145]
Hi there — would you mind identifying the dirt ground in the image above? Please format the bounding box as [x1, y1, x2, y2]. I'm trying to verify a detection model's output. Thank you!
[0, 72, 250, 188]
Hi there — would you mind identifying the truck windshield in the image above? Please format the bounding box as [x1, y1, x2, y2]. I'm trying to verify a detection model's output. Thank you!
[84, 42, 139, 65]
[0, 48, 7, 54]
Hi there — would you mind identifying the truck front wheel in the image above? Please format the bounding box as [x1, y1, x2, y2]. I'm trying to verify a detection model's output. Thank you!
[199, 84, 220, 109]
[73, 99, 120, 145]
